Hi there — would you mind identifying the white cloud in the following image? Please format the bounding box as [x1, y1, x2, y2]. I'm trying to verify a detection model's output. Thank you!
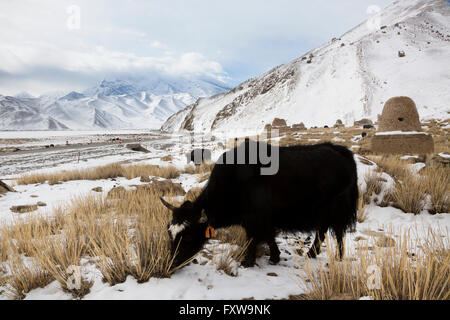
[0, 0, 393, 95]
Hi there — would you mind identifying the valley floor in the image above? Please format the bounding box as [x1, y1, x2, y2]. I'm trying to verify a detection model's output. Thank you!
[0, 127, 448, 300]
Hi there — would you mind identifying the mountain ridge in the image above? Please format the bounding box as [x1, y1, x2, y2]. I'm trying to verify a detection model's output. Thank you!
[162, 0, 450, 134]
[0, 77, 231, 130]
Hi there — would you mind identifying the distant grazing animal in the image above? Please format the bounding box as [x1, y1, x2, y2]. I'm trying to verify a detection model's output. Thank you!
[361, 132, 367, 138]
[162, 139, 358, 268]
[363, 124, 374, 129]
[187, 148, 212, 165]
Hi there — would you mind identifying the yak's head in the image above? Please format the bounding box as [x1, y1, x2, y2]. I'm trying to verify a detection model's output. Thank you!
[160, 197, 208, 267]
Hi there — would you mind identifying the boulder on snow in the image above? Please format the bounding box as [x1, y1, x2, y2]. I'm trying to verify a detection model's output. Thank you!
[136, 179, 186, 196]
[354, 119, 373, 127]
[10, 204, 38, 213]
[126, 144, 150, 153]
[106, 186, 127, 199]
[140, 175, 151, 182]
[0, 180, 16, 196]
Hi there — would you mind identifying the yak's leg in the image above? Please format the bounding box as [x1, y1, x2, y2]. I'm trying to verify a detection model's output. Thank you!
[268, 237, 280, 265]
[306, 228, 327, 258]
[241, 235, 256, 268]
[335, 229, 345, 260]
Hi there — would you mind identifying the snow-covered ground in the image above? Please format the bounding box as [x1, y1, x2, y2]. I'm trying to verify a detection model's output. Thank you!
[0, 132, 448, 300]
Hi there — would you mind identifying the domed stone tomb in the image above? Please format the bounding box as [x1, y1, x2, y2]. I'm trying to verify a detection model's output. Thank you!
[371, 97, 434, 154]
[378, 96, 421, 132]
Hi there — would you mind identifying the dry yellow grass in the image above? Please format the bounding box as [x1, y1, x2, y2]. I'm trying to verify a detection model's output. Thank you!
[391, 172, 426, 215]
[0, 188, 177, 299]
[16, 163, 180, 185]
[422, 166, 449, 214]
[183, 161, 215, 175]
[298, 228, 450, 300]
[368, 155, 409, 181]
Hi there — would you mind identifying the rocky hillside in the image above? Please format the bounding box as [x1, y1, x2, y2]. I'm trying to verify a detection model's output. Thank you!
[162, 0, 450, 134]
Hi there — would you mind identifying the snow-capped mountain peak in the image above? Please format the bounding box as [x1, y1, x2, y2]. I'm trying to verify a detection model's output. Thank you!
[0, 76, 230, 130]
[162, 0, 450, 133]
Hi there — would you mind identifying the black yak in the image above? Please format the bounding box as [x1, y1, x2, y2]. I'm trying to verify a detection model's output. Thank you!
[162, 139, 358, 268]
[187, 148, 212, 165]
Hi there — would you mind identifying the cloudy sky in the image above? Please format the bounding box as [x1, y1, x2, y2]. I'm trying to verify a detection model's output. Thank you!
[0, 0, 392, 96]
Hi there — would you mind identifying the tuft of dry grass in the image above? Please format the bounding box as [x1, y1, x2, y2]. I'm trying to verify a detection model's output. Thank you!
[422, 166, 449, 214]
[184, 187, 203, 202]
[3, 256, 53, 299]
[0, 188, 176, 299]
[390, 172, 426, 215]
[16, 163, 180, 185]
[298, 228, 450, 300]
[183, 161, 215, 175]
[357, 192, 368, 223]
[369, 155, 409, 181]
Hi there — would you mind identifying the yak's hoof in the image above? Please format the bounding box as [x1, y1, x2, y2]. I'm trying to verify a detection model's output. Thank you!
[241, 259, 256, 268]
[269, 256, 280, 265]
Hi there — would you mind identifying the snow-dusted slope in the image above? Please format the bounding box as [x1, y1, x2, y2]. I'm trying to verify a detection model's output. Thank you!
[162, 0, 450, 133]
[0, 78, 230, 130]
[0, 96, 69, 130]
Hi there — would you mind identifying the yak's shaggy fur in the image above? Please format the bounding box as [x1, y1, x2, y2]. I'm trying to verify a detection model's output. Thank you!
[163, 140, 358, 267]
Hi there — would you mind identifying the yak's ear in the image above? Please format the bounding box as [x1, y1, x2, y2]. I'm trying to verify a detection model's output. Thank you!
[160, 197, 176, 211]
[198, 210, 208, 223]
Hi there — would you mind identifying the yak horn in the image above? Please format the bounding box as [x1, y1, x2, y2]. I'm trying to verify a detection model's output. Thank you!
[160, 197, 176, 211]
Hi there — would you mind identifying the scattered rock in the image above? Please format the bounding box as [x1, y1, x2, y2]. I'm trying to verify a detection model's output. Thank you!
[161, 155, 173, 162]
[30, 195, 39, 198]
[0, 180, 16, 195]
[10, 205, 38, 213]
[267, 272, 278, 277]
[36, 201, 47, 207]
[91, 187, 103, 192]
[140, 175, 151, 183]
[126, 144, 150, 153]
[136, 179, 186, 196]
[354, 236, 367, 242]
[398, 50, 406, 57]
[106, 186, 126, 199]
[354, 119, 373, 127]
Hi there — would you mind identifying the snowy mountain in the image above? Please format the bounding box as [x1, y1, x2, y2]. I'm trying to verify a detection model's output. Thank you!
[162, 0, 450, 133]
[0, 96, 69, 130]
[0, 77, 230, 130]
